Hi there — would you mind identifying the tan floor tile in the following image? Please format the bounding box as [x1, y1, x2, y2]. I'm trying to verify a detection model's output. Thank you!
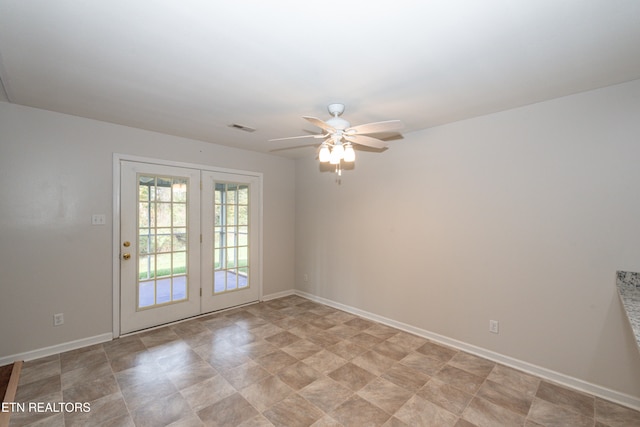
[330, 395, 391, 426]
[263, 393, 325, 427]
[165, 413, 205, 427]
[416, 341, 458, 363]
[64, 392, 129, 427]
[395, 395, 459, 427]
[114, 360, 166, 389]
[221, 360, 271, 390]
[276, 361, 321, 390]
[306, 331, 343, 347]
[352, 350, 395, 375]
[328, 362, 377, 392]
[527, 397, 594, 427]
[265, 330, 302, 347]
[325, 324, 361, 339]
[108, 348, 155, 373]
[15, 375, 61, 402]
[8, 390, 63, 427]
[240, 339, 279, 359]
[595, 397, 640, 427]
[236, 414, 274, 427]
[417, 377, 473, 416]
[197, 393, 259, 427]
[349, 332, 385, 349]
[255, 349, 298, 373]
[476, 378, 534, 416]
[435, 365, 486, 395]
[167, 359, 218, 390]
[386, 332, 428, 352]
[310, 415, 344, 426]
[170, 320, 210, 338]
[194, 344, 250, 371]
[344, 317, 376, 331]
[62, 373, 119, 403]
[323, 310, 358, 324]
[382, 416, 411, 427]
[60, 359, 113, 390]
[487, 364, 540, 399]
[358, 377, 414, 414]
[327, 340, 367, 360]
[240, 375, 293, 412]
[303, 349, 348, 374]
[182, 330, 216, 349]
[373, 340, 410, 361]
[148, 339, 195, 362]
[180, 374, 236, 412]
[536, 380, 594, 418]
[119, 374, 178, 410]
[60, 347, 108, 374]
[400, 351, 446, 376]
[103, 335, 146, 360]
[10, 297, 635, 427]
[448, 351, 495, 378]
[131, 392, 193, 427]
[17, 357, 60, 387]
[462, 396, 526, 427]
[382, 363, 431, 392]
[298, 376, 354, 413]
[281, 338, 323, 360]
[366, 323, 400, 340]
[307, 316, 338, 330]
[139, 327, 182, 348]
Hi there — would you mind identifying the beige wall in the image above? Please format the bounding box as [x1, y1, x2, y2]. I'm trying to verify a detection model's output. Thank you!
[0, 102, 296, 358]
[295, 80, 640, 399]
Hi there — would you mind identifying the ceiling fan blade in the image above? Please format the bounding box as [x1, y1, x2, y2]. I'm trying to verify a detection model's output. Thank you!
[346, 120, 403, 135]
[303, 116, 336, 133]
[344, 134, 389, 149]
[269, 144, 319, 152]
[268, 134, 326, 142]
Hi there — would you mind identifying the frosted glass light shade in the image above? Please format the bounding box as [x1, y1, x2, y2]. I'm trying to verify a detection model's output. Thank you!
[343, 145, 355, 162]
[329, 148, 341, 164]
[332, 143, 345, 158]
[318, 145, 330, 162]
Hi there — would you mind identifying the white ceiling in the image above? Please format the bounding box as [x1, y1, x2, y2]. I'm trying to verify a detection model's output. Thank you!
[1, 1, 639, 157]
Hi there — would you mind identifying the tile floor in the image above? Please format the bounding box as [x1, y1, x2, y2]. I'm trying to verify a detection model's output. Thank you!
[8, 295, 640, 426]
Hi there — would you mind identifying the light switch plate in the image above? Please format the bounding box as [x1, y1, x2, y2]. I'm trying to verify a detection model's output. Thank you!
[91, 214, 106, 225]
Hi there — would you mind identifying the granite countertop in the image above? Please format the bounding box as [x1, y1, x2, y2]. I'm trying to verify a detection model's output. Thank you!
[616, 271, 640, 350]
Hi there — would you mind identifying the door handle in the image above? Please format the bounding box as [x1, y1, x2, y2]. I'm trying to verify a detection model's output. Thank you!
[123, 241, 131, 247]
[122, 253, 131, 260]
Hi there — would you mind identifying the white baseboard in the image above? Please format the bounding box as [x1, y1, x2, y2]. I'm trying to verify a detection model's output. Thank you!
[295, 290, 640, 412]
[262, 289, 296, 301]
[0, 333, 113, 366]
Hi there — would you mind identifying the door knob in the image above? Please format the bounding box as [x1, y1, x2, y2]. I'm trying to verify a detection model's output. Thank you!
[122, 253, 131, 260]
[123, 241, 131, 247]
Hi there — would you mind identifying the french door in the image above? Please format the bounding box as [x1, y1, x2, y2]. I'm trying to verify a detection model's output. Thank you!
[119, 160, 261, 334]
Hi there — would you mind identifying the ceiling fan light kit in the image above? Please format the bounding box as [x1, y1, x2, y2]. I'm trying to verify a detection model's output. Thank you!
[269, 103, 403, 176]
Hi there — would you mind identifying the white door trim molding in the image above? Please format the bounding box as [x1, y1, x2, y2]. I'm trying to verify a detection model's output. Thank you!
[112, 153, 263, 338]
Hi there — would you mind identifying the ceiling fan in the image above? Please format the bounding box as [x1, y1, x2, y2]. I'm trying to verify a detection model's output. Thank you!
[269, 103, 403, 168]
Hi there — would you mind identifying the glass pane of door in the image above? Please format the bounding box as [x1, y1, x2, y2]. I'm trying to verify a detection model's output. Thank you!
[201, 171, 260, 313]
[120, 161, 201, 335]
[137, 175, 189, 309]
[213, 182, 250, 294]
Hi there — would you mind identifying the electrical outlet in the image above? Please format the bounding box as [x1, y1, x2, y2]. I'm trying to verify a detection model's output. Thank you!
[53, 313, 64, 326]
[489, 320, 499, 334]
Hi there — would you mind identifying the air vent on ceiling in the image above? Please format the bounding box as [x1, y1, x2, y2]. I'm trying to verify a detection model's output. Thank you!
[228, 123, 256, 133]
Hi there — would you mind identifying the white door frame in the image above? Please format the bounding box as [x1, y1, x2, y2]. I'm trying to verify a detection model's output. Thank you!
[112, 153, 263, 338]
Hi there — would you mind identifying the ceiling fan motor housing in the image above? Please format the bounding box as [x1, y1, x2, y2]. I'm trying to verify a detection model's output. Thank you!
[327, 103, 345, 116]
[326, 116, 350, 131]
